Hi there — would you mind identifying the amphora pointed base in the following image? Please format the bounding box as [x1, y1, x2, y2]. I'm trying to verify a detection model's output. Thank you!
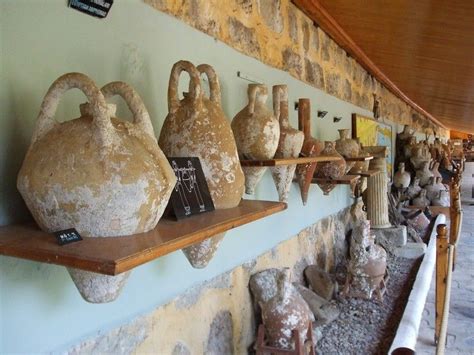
[243, 167, 267, 195]
[68, 268, 131, 303]
[296, 162, 317, 205]
[270, 165, 297, 202]
[182, 233, 225, 268]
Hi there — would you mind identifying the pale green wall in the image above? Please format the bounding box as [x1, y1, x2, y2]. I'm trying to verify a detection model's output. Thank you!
[0, 1, 400, 353]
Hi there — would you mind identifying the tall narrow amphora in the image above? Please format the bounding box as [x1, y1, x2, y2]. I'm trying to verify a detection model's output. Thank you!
[270, 85, 304, 202]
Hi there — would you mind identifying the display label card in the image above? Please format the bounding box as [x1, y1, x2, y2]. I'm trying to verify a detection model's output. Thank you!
[68, 0, 114, 19]
[54, 228, 83, 246]
[167, 157, 215, 220]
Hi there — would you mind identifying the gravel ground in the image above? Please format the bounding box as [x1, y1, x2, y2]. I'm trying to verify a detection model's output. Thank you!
[316, 253, 422, 354]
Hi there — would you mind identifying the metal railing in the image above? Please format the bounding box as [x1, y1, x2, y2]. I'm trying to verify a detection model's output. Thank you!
[435, 171, 463, 355]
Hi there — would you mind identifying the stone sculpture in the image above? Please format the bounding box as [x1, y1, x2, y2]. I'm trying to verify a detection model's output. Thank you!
[270, 85, 304, 202]
[232, 84, 280, 194]
[17, 74, 176, 302]
[159, 61, 245, 268]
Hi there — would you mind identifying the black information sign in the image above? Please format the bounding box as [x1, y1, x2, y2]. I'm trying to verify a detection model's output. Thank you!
[54, 228, 83, 246]
[167, 157, 215, 220]
[68, 0, 114, 19]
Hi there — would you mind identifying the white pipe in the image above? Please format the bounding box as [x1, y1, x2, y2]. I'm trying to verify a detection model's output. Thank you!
[389, 214, 446, 354]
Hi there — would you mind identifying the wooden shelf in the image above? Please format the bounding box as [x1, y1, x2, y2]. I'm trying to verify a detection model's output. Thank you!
[345, 155, 374, 162]
[240, 156, 342, 167]
[0, 200, 286, 276]
[312, 175, 360, 185]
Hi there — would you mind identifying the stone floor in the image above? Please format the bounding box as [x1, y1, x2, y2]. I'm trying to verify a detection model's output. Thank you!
[416, 168, 474, 354]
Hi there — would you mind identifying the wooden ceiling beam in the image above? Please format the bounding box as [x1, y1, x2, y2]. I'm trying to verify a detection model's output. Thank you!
[292, 0, 448, 130]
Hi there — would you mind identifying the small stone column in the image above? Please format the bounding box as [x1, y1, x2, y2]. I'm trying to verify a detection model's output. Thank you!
[367, 171, 391, 228]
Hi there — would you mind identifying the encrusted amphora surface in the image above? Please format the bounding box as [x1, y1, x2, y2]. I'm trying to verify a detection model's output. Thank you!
[250, 268, 314, 350]
[346, 220, 387, 300]
[17, 73, 176, 303]
[270, 85, 304, 202]
[313, 141, 346, 195]
[232, 84, 280, 194]
[295, 98, 324, 205]
[159, 61, 245, 268]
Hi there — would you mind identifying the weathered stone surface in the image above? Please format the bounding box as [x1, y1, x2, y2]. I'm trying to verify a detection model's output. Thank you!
[172, 342, 191, 355]
[188, 0, 219, 37]
[294, 284, 340, 326]
[305, 59, 324, 89]
[258, 0, 283, 33]
[175, 270, 231, 309]
[143, 0, 447, 137]
[304, 265, 336, 300]
[394, 242, 427, 259]
[206, 311, 234, 354]
[249, 268, 284, 304]
[343, 78, 352, 102]
[320, 34, 331, 61]
[236, 0, 253, 15]
[282, 48, 303, 77]
[373, 225, 408, 253]
[287, 4, 298, 43]
[325, 72, 341, 97]
[228, 17, 260, 57]
[68, 316, 151, 355]
[302, 21, 310, 52]
[294, 283, 328, 311]
[316, 303, 341, 326]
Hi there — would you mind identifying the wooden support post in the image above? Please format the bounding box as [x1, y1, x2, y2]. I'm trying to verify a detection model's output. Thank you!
[449, 173, 462, 269]
[435, 224, 449, 344]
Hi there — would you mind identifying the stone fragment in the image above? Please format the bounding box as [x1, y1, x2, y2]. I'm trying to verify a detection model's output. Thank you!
[288, 5, 298, 43]
[228, 17, 260, 57]
[206, 311, 234, 354]
[282, 48, 303, 77]
[394, 242, 427, 259]
[343, 79, 352, 101]
[305, 59, 324, 89]
[302, 21, 310, 51]
[258, 0, 283, 33]
[294, 283, 328, 311]
[294, 284, 340, 326]
[373, 225, 407, 253]
[312, 26, 320, 52]
[316, 303, 341, 326]
[304, 265, 336, 301]
[321, 34, 330, 61]
[325, 72, 341, 97]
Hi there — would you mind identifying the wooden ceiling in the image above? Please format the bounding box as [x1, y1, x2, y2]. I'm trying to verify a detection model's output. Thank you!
[294, 0, 474, 134]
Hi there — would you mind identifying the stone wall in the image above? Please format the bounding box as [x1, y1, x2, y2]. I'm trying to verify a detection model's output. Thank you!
[67, 203, 365, 354]
[144, 0, 448, 138]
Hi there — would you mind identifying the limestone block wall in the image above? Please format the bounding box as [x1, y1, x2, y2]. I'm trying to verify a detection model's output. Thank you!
[144, 0, 448, 138]
[68, 203, 365, 354]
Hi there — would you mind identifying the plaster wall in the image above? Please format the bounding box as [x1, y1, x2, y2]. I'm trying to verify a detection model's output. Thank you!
[0, 1, 422, 353]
